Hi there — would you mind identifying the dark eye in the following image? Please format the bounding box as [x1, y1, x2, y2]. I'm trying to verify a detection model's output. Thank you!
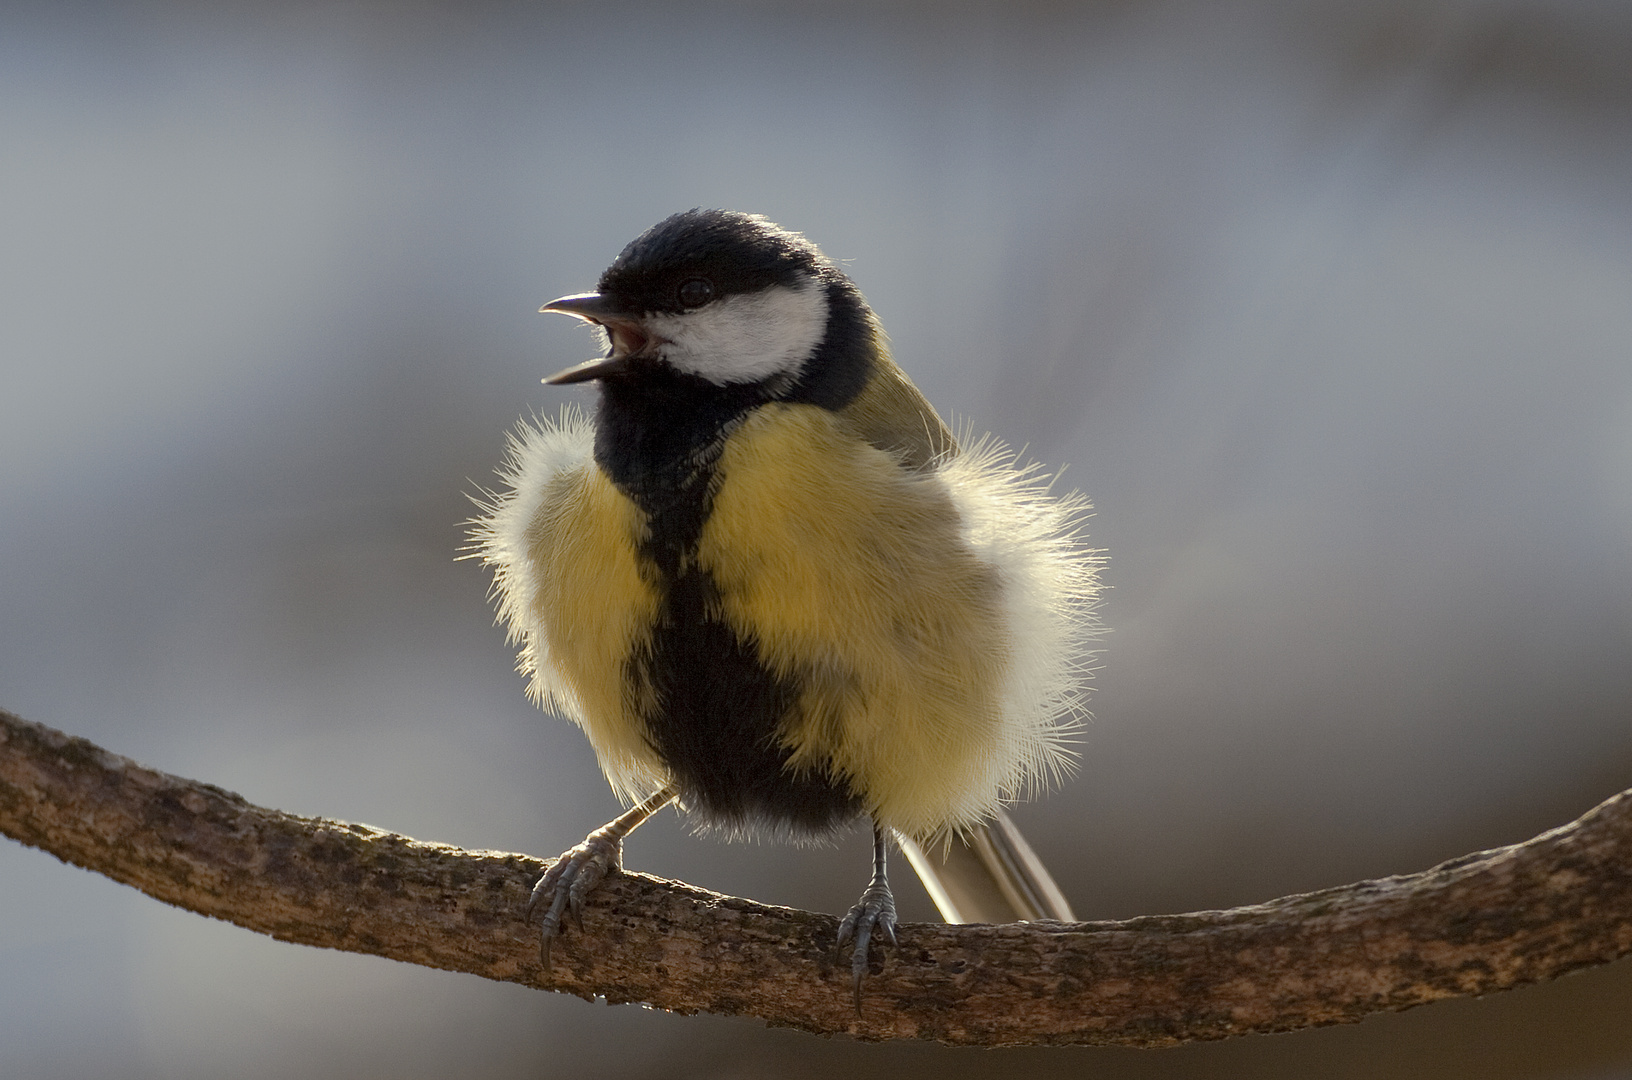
[677, 278, 714, 308]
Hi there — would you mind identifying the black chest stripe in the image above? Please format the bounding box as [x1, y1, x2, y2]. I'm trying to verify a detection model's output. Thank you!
[595, 368, 863, 836]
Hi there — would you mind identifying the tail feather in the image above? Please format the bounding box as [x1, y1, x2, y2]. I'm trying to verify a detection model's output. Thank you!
[897, 809, 1076, 923]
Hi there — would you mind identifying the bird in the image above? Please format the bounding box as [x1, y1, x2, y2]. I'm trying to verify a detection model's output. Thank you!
[471, 209, 1100, 1009]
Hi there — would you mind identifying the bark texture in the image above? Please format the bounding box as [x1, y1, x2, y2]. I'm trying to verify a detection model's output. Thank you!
[3, 706, 1631, 1046]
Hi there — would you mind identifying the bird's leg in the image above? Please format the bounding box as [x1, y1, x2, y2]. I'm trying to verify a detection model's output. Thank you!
[835, 820, 899, 1013]
[528, 783, 678, 974]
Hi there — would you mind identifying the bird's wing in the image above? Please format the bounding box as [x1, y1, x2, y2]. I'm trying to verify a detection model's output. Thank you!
[837, 360, 1082, 924]
[896, 810, 1077, 923]
[835, 356, 957, 470]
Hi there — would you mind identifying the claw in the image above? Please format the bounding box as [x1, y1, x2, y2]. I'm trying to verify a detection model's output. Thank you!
[526, 862, 563, 921]
[528, 831, 622, 976]
[838, 823, 900, 1015]
[522, 787, 680, 978]
[839, 881, 898, 1014]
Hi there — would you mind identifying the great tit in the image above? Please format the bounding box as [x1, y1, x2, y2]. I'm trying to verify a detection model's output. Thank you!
[473, 210, 1100, 1006]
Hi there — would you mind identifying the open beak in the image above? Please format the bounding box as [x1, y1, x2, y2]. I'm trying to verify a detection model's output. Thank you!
[542, 354, 632, 385]
[540, 292, 627, 322]
[539, 292, 646, 384]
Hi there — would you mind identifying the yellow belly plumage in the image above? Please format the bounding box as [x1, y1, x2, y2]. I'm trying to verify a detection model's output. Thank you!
[700, 405, 1012, 838]
[476, 402, 1094, 842]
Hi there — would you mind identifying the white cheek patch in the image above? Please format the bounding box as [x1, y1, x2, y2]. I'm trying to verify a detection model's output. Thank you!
[645, 277, 829, 385]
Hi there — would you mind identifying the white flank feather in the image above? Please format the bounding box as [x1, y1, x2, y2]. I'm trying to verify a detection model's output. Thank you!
[938, 436, 1103, 816]
[465, 407, 597, 719]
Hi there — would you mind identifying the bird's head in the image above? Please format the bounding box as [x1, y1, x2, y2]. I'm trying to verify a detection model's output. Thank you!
[540, 210, 872, 401]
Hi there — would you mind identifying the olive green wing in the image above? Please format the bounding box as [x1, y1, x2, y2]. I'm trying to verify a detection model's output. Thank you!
[836, 352, 957, 471]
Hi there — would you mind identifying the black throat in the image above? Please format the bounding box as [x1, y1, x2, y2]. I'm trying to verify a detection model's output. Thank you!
[593, 365, 763, 566]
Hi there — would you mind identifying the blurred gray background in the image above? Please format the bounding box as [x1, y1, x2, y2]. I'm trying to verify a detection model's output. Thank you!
[3, 1, 1631, 1077]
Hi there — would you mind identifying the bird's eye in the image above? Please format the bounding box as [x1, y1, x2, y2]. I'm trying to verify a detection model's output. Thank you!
[677, 278, 714, 308]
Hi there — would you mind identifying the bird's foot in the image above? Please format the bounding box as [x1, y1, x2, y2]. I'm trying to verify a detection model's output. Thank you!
[836, 877, 898, 1014]
[527, 829, 624, 974]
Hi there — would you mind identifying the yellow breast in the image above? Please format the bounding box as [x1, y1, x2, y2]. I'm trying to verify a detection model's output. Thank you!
[698, 404, 1013, 838]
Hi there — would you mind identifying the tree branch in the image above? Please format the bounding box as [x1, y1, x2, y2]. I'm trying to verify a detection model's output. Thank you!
[3, 706, 1630, 1046]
